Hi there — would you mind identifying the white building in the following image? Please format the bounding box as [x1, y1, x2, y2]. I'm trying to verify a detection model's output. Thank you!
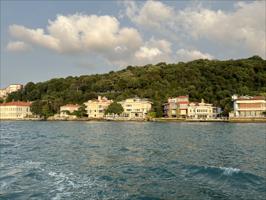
[84, 96, 113, 118]
[187, 99, 219, 119]
[118, 97, 152, 119]
[60, 104, 80, 118]
[230, 95, 266, 118]
[0, 84, 23, 98]
[0, 101, 32, 119]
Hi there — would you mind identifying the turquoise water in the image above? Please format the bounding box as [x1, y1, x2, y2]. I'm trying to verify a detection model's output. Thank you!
[0, 121, 265, 199]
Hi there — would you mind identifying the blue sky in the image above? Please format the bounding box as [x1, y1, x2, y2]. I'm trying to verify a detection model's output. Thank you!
[1, 0, 265, 87]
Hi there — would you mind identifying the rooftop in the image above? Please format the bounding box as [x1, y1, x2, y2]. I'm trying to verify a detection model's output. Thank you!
[0, 101, 31, 106]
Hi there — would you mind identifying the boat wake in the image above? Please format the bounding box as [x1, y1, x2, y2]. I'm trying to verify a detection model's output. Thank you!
[184, 164, 265, 187]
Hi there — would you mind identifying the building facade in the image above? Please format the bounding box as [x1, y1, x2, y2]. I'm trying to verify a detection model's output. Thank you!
[230, 95, 266, 118]
[187, 99, 217, 119]
[0, 84, 23, 98]
[164, 96, 189, 118]
[60, 104, 80, 117]
[0, 101, 32, 119]
[84, 96, 112, 118]
[118, 97, 152, 119]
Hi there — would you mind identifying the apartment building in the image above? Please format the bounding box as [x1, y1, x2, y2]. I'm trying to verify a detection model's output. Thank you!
[84, 96, 112, 118]
[164, 96, 189, 118]
[118, 97, 152, 119]
[0, 101, 32, 119]
[230, 95, 266, 118]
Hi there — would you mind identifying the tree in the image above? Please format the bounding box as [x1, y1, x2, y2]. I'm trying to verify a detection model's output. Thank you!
[30, 100, 55, 119]
[105, 102, 124, 115]
[6, 56, 266, 117]
[72, 104, 87, 118]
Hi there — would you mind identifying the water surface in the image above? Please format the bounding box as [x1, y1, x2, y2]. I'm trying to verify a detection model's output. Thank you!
[0, 121, 265, 199]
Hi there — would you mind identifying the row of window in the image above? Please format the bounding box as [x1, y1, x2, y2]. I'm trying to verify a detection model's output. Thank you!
[0, 107, 29, 112]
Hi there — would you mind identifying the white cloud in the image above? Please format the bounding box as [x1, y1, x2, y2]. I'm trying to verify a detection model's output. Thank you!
[124, 0, 178, 41]
[134, 38, 173, 64]
[6, 41, 31, 52]
[125, 1, 266, 58]
[126, 0, 173, 28]
[9, 14, 142, 56]
[8, 13, 177, 66]
[176, 49, 213, 62]
[135, 47, 162, 60]
[9, 25, 60, 51]
[177, 1, 265, 56]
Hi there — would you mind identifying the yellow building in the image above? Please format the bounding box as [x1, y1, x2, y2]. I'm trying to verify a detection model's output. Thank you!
[84, 96, 112, 118]
[60, 104, 80, 118]
[0, 101, 32, 119]
[187, 99, 217, 119]
[118, 97, 152, 119]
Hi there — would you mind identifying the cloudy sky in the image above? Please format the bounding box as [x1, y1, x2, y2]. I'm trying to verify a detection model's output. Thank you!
[1, 0, 265, 87]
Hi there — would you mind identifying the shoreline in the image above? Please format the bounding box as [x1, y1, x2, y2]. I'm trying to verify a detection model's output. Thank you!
[1, 117, 266, 123]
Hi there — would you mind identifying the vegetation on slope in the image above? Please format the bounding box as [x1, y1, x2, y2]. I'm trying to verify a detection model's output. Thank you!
[6, 56, 266, 117]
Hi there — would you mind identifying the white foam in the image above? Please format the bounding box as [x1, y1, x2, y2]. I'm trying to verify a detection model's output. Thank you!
[220, 167, 240, 175]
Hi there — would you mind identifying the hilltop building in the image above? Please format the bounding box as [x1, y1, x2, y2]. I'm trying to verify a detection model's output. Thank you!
[0, 84, 23, 98]
[60, 104, 80, 118]
[0, 101, 32, 119]
[118, 97, 152, 119]
[229, 95, 266, 118]
[164, 96, 189, 118]
[84, 96, 112, 118]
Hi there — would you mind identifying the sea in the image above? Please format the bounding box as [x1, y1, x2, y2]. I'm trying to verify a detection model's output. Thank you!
[0, 121, 265, 200]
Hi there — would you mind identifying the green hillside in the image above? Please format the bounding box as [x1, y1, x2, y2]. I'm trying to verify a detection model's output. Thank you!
[6, 55, 266, 117]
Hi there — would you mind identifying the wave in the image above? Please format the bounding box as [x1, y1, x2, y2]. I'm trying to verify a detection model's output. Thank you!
[219, 167, 240, 176]
[184, 164, 265, 186]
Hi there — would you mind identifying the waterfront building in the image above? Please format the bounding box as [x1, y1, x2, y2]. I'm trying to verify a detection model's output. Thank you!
[187, 99, 219, 119]
[229, 95, 266, 118]
[84, 96, 112, 118]
[0, 84, 23, 98]
[0, 101, 32, 119]
[164, 96, 189, 118]
[60, 104, 80, 118]
[118, 97, 152, 119]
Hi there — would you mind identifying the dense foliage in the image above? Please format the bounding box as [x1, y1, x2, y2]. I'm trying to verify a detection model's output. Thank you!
[105, 102, 124, 115]
[72, 104, 87, 118]
[7, 56, 266, 117]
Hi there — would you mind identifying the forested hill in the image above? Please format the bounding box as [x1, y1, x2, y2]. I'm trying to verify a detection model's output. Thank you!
[6, 55, 266, 116]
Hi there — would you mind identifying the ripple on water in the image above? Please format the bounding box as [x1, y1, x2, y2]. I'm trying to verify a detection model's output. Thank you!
[0, 121, 266, 200]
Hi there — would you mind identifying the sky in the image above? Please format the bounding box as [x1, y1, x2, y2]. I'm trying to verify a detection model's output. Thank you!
[1, 0, 265, 88]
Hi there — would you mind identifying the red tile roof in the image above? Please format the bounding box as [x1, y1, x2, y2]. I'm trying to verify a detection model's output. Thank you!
[0, 101, 31, 106]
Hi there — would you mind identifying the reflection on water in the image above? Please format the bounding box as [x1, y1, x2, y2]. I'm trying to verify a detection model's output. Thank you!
[0, 121, 265, 199]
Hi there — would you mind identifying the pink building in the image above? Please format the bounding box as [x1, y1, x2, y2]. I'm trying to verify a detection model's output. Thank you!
[164, 96, 189, 117]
